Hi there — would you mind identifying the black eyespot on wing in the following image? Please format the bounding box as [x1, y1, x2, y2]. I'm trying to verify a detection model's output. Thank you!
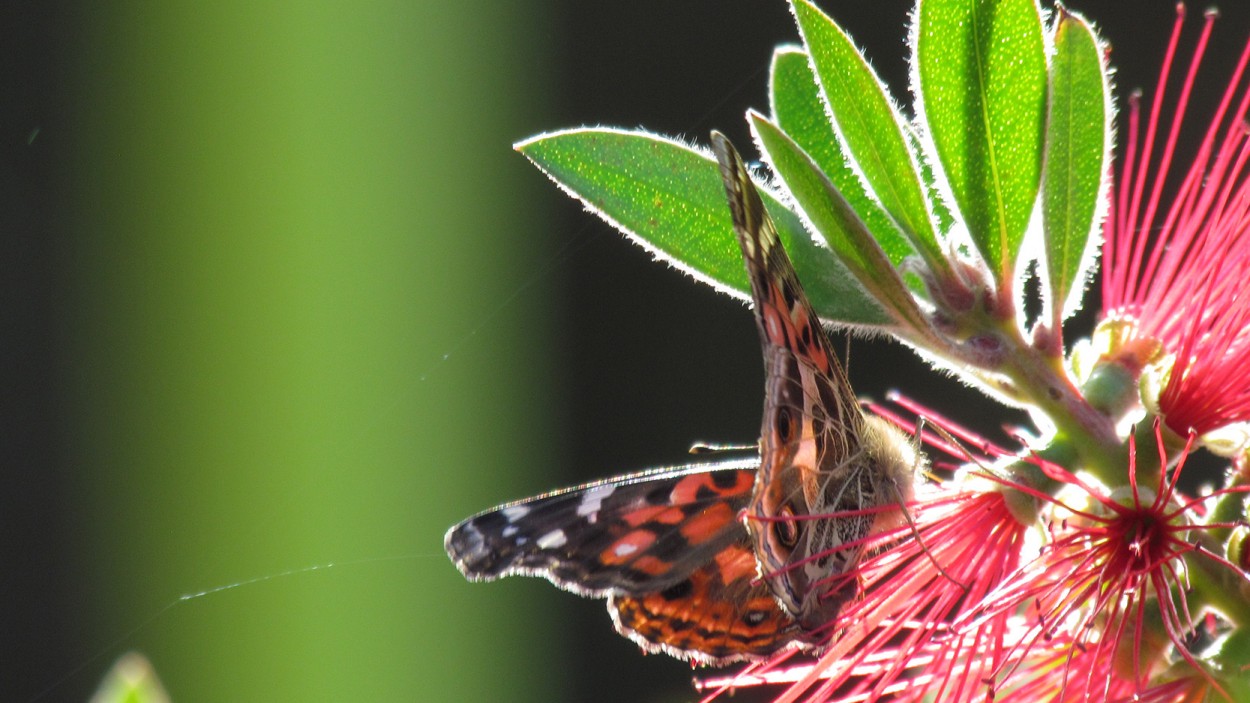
[773, 502, 800, 549]
[776, 406, 793, 443]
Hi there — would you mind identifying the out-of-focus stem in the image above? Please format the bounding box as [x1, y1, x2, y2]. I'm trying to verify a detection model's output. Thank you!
[1187, 540, 1250, 627]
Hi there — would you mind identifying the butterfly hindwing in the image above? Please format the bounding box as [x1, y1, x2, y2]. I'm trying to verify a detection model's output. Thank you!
[611, 538, 800, 663]
[445, 460, 759, 596]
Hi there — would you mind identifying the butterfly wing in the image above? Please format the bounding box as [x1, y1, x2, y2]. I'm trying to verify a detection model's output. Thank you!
[611, 539, 799, 663]
[446, 460, 756, 594]
[711, 133, 913, 630]
[445, 459, 799, 662]
[710, 135, 863, 465]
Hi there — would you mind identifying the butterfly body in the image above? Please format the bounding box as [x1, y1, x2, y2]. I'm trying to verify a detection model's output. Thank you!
[444, 134, 916, 663]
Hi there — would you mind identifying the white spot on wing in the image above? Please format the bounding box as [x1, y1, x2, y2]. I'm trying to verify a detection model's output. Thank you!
[537, 530, 567, 549]
[502, 525, 518, 538]
[766, 311, 782, 341]
[613, 542, 638, 558]
[502, 505, 530, 522]
[576, 484, 616, 522]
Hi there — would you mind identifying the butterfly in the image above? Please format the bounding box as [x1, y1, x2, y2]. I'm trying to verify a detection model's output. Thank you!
[444, 133, 917, 664]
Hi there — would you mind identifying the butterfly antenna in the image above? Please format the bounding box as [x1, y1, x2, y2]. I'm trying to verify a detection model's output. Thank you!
[921, 414, 1006, 483]
[895, 416, 967, 592]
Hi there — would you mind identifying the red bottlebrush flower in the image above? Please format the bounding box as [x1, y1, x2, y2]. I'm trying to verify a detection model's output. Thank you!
[697, 403, 1031, 703]
[1102, 6, 1250, 438]
[993, 627, 1212, 703]
[698, 487, 1026, 703]
[959, 421, 1247, 701]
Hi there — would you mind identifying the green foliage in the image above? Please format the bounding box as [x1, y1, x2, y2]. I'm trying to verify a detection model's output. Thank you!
[768, 47, 915, 269]
[517, 129, 888, 324]
[1042, 10, 1108, 321]
[791, 0, 946, 271]
[521, 0, 1111, 346]
[915, 0, 1048, 286]
[750, 114, 927, 331]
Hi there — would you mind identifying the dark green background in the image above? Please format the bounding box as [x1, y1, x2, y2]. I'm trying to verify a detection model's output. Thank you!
[3, 1, 1241, 700]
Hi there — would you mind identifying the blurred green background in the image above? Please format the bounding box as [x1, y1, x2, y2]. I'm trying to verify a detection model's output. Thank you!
[3, 1, 1236, 701]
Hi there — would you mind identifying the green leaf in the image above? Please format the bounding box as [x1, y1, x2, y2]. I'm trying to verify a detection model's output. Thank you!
[517, 128, 888, 325]
[752, 113, 929, 334]
[1043, 9, 1107, 321]
[790, 0, 945, 270]
[916, 0, 1047, 284]
[768, 47, 915, 268]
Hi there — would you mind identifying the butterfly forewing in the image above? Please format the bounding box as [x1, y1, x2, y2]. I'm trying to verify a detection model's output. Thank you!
[446, 460, 757, 595]
[711, 133, 915, 630]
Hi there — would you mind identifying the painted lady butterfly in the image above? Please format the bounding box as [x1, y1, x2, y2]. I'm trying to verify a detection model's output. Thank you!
[444, 134, 916, 664]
